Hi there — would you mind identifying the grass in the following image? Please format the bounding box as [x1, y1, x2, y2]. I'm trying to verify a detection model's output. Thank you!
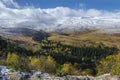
[8, 31, 120, 51]
[48, 31, 120, 49]
[8, 35, 41, 51]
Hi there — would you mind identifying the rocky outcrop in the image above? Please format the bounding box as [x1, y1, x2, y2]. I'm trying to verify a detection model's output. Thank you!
[0, 66, 120, 80]
[6, 72, 22, 80]
[96, 73, 120, 80]
[1, 72, 120, 80]
[29, 72, 120, 80]
[13, 73, 120, 80]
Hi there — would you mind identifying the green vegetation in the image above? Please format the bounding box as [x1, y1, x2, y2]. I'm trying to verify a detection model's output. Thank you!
[97, 52, 120, 76]
[0, 32, 120, 76]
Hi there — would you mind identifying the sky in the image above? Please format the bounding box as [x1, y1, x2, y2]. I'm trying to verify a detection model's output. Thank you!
[0, 0, 120, 32]
[15, 0, 120, 11]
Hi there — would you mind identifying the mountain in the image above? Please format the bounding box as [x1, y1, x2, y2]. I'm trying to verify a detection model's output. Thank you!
[0, 27, 49, 41]
[1, 16, 120, 34]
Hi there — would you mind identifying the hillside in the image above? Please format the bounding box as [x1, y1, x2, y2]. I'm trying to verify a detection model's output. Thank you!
[49, 31, 120, 48]
[0, 28, 120, 77]
[1, 0, 120, 79]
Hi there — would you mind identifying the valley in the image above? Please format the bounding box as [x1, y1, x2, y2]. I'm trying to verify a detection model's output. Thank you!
[0, 0, 120, 79]
[0, 28, 120, 79]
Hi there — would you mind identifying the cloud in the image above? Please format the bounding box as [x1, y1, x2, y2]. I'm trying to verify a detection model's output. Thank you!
[0, 0, 120, 32]
[1, 0, 20, 8]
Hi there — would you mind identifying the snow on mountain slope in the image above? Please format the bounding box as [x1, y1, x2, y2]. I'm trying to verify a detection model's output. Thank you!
[0, 0, 120, 33]
[1, 16, 120, 34]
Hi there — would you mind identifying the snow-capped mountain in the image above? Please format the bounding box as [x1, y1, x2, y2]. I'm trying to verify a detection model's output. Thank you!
[1, 0, 120, 34]
[1, 16, 120, 33]
[0, 17, 120, 36]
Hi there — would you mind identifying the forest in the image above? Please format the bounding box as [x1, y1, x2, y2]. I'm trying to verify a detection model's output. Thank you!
[0, 36, 119, 76]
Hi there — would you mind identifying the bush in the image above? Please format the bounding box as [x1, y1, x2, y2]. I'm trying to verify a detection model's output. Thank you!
[61, 62, 77, 75]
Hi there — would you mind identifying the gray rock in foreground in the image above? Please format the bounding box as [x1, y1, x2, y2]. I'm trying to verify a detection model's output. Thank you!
[6, 72, 22, 80]
[29, 72, 120, 80]
[0, 66, 120, 80]
[0, 72, 120, 80]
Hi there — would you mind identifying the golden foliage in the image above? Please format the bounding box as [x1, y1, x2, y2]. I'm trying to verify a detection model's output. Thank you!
[97, 52, 120, 75]
[45, 56, 57, 74]
[6, 52, 20, 70]
[61, 62, 77, 75]
[29, 57, 41, 70]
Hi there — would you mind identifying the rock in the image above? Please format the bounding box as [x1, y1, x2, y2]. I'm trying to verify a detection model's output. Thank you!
[29, 72, 120, 80]
[0, 67, 120, 80]
[0, 66, 9, 75]
[30, 71, 50, 80]
[21, 72, 31, 80]
[29, 70, 36, 75]
[96, 73, 120, 80]
[64, 75, 94, 80]
[6, 72, 22, 80]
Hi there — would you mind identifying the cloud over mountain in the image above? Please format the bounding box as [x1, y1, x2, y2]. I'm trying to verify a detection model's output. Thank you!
[0, 0, 120, 32]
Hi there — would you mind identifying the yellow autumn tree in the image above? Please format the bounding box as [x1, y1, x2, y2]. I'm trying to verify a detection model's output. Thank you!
[45, 56, 57, 74]
[111, 53, 120, 75]
[61, 62, 77, 75]
[97, 52, 120, 76]
[29, 57, 41, 70]
[6, 52, 20, 70]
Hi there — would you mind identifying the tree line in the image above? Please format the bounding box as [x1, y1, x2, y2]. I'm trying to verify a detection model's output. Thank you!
[0, 37, 119, 76]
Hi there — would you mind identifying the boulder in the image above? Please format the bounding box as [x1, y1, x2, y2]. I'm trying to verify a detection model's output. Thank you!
[21, 72, 31, 80]
[0, 66, 9, 75]
[96, 73, 120, 80]
[6, 72, 22, 80]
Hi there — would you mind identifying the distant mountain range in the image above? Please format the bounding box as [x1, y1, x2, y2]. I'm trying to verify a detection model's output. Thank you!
[1, 16, 120, 34]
